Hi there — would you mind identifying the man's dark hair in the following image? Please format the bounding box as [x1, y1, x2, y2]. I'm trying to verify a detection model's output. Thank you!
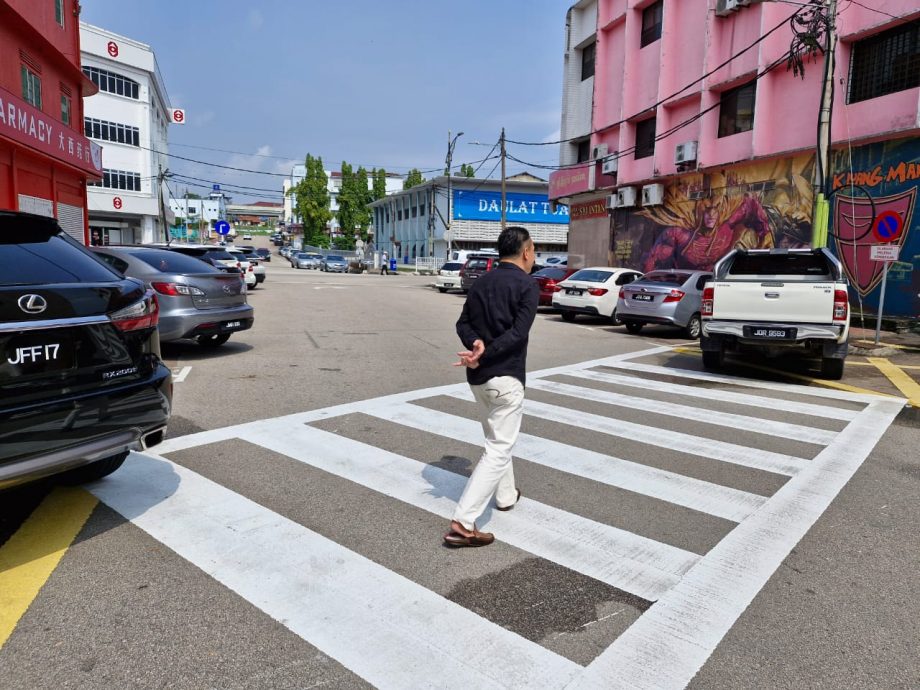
[497, 226, 531, 258]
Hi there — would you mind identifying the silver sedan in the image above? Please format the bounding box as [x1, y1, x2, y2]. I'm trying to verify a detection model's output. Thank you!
[616, 270, 712, 339]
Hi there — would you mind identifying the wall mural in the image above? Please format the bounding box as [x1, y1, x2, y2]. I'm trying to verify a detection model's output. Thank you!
[610, 139, 918, 318]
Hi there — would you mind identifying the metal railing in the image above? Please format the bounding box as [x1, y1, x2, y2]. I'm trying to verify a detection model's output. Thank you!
[415, 257, 440, 274]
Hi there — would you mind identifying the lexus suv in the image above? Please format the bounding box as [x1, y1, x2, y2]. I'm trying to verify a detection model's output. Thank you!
[0, 212, 172, 490]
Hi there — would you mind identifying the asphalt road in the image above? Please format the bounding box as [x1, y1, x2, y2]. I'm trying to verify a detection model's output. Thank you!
[1, 238, 918, 689]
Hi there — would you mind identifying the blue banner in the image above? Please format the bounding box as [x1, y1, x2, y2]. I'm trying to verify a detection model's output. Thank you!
[453, 190, 569, 224]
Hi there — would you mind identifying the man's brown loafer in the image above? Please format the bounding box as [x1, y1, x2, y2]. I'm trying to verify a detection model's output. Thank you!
[443, 521, 495, 547]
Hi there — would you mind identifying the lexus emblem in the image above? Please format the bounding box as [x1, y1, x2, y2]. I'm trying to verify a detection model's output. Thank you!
[18, 294, 48, 315]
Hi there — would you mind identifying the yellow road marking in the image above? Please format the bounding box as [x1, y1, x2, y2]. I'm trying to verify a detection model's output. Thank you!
[0, 487, 98, 648]
[672, 347, 898, 398]
[854, 340, 920, 353]
[845, 361, 920, 370]
[868, 358, 920, 407]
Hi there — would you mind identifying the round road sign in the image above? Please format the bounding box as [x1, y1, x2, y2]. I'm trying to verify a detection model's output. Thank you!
[872, 211, 902, 242]
[215, 220, 231, 236]
[113, 197, 122, 210]
[107, 41, 119, 58]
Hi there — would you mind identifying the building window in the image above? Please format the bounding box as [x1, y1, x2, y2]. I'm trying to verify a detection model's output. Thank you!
[21, 66, 42, 109]
[55, 0, 64, 26]
[576, 139, 591, 163]
[83, 117, 140, 146]
[91, 168, 142, 192]
[581, 41, 596, 81]
[60, 94, 71, 125]
[634, 117, 657, 159]
[82, 66, 140, 100]
[718, 81, 756, 137]
[640, 1, 663, 48]
[848, 20, 919, 104]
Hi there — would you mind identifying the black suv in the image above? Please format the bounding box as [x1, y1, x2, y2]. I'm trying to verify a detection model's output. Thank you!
[0, 212, 172, 490]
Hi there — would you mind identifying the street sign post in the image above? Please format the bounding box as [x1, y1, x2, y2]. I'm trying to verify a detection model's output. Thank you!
[215, 220, 230, 236]
[870, 244, 900, 345]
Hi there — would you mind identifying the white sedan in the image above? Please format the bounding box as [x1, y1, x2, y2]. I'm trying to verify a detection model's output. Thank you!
[552, 266, 643, 324]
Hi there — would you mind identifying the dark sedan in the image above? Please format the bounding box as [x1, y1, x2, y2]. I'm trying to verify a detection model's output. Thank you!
[0, 212, 171, 490]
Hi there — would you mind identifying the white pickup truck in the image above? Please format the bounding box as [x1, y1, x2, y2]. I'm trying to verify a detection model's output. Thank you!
[700, 248, 850, 379]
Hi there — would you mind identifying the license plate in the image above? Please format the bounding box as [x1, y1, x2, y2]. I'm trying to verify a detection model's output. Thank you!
[632, 294, 654, 301]
[1, 334, 73, 377]
[744, 326, 796, 340]
[566, 288, 583, 296]
[222, 321, 243, 331]
[443, 282, 454, 287]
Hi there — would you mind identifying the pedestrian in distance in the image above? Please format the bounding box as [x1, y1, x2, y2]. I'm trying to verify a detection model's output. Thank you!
[444, 226, 539, 547]
[380, 250, 389, 275]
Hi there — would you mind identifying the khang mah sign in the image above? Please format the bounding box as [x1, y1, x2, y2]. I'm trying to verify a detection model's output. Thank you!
[453, 190, 569, 225]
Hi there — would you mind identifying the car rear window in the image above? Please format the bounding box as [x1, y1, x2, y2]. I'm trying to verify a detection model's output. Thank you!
[467, 259, 489, 270]
[440, 262, 464, 271]
[641, 272, 691, 286]
[327, 255, 345, 261]
[131, 250, 220, 274]
[534, 267, 568, 279]
[1, 228, 119, 285]
[568, 269, 612, 283]
[256, 249, 270, 256]
[728, 253, 832, 277]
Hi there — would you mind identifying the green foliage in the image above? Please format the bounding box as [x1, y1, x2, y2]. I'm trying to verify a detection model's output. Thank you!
[291, 154, 332, 247]
[372, 168, 387, 200]
[332, 235, 354, 250]
[459, 163, 475, 178]
[405, 168, 424, 189]
[338, 163, 374, 236]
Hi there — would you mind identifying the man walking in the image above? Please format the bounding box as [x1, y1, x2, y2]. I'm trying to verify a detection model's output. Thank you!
[444, 226, 539, 547]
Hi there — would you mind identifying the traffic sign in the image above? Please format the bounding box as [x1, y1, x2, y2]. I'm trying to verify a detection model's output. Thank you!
[870, 244, 900, 262]
[169, 109, 186, 125]
[215, 220, 231, 236]
[113, 197, 122, 210]
[871, 211, 902, 242]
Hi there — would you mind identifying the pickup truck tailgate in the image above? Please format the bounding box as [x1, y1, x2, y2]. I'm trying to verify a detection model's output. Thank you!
[711, 281, 836, 323]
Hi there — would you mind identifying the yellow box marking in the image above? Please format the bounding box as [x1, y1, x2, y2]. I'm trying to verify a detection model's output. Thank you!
[0, 487, 98, 648]
[868, 358, 920, 407]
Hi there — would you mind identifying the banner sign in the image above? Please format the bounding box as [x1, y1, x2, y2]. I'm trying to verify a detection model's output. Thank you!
[453, 190, 569, 225]
[570, 197, 608, 221]
[548, 164, 591, 200]
[0, 85, 102, 178]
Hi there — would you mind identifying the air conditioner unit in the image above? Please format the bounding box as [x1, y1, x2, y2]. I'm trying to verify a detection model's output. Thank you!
[617, 186, 637, 208]
[591, 143, 608, 160]
[674, 141, 698, 165]
[606, 193, 619, 210]
[601, 155, 619, 175]
[716, 0, 741, 16]
[642, 183, 665, 206]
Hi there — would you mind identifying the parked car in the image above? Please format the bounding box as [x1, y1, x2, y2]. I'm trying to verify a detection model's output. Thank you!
[294, 252, 323, 269]
[242, 233, 253, 241]
[91, 246, 254, 347]
[322, 255, 349, 273]
[552, 267, 643, 323]
[0, 211, 171, 490]
[435, 262, 465, 293]
[532, 266, 578, 307]
[617, 270, 711, 338]
[256, 248, 271, 262]
[544, 257, 567, 266]
[460, 254, 501, 292]
[232, 248, 267, 284]
[701, 248, 850, 379]
[159, 244, 258, 290]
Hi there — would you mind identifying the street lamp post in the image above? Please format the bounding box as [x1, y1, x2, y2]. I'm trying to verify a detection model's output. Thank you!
[445, 130, 463, 259]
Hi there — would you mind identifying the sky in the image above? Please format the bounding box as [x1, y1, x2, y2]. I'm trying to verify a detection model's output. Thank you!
[80, 0, 574, 204]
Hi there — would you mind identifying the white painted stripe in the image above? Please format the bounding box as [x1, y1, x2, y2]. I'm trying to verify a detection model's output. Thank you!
[527, 379, 837, 445]
[89, 453, 580, 690]
[171, 366, 191, 383]
[602, 361, 887, 404]
[242, 423, 699, 601]
[449, 391, 808, 477]
[573, 398, 905, 690]
[370, 402, 766, 523]
[564, 369, 858, 422]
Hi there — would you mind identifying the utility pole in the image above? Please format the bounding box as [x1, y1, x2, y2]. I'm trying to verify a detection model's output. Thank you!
[445, 130, 464, 258]
[157, 164, 169, 244]
[500, 127, 507, 230]
[811, 0, 838, 248]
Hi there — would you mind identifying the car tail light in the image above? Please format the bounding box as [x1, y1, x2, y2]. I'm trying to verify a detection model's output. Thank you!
[618, 288, 625, 299]
[553, 285, 563, 292]
[588, 288, 608, 296]
[663, 289, 685, 303]
[151, 282, 205, 297]
[236, 262, 242, 269]
[248, 265, 254, 272]
[701, 287, 714, 317]
[544, 280, 556, 290]
[833, 289, 848, 321]
[459, 267, 466, 277]
[110, 290, 159, 332]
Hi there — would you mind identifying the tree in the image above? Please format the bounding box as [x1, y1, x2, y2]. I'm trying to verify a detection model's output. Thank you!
[290, 154, 332, 247]
[405, 168, 424, 189]
[354, 166, 372, 232]
[336, 161, 357, 242]
[459, 163, 475, 177]
[372, 168, 387, 200]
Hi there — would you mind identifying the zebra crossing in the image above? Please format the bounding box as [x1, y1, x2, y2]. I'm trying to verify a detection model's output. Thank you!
[85, 345, 905, 689]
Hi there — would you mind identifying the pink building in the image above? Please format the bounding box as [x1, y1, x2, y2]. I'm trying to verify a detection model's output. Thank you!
[550, 0, 919, 317]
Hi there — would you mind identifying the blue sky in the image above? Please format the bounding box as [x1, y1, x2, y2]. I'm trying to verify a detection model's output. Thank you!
[81, 1, 573, 203]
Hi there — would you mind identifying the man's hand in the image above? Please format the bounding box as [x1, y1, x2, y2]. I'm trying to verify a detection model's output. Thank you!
[453, 339, 485, 369]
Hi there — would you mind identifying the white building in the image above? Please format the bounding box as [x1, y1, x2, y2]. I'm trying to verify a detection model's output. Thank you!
[285, 165, 403, 231]
[80, 22, 174, 245]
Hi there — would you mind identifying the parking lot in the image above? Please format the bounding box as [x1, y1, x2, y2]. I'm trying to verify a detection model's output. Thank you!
[2, 239, 919, 689]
